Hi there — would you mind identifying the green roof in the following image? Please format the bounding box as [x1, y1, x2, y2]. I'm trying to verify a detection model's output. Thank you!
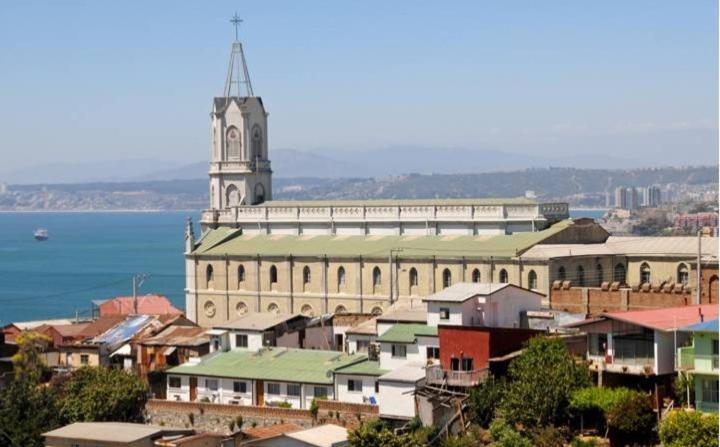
[166, 348, 365, 385]
[260, 197, 537, 207]
[192, 220, 573, 259]
[376, 324, 438, 344]
[334, 360, 389, 377]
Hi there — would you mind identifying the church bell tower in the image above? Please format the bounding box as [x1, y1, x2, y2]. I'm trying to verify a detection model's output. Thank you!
[209, 15, 271, 208]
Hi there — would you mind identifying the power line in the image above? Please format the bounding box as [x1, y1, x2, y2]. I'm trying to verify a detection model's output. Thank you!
[0, 277, 130, 304]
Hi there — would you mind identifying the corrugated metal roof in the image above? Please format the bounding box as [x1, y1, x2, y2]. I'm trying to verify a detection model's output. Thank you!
[422, 283, 510, 303]
[285, 424, 348, 447]
[42, 423, 190, 443]
[379, 363, 426, 383]
[167, 348, 366, 384]
[192, 220, 574, 259]
[139, 325, 209, 347]
[376, 324, 437, 343]
[523, 236, 719, 260]
[571, 305, 718, 331]
[217, 313, 304, 331]
[680, 319, 719, 333]
[334, 360, 389, 377]
[241, 423, 303, 440]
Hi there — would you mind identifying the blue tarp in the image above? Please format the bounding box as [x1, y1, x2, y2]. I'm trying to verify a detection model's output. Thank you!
[93, 315, 153, 351]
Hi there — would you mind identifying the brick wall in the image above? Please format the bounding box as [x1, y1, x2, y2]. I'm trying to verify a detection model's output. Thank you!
[145, 399, 376, 435]
[550, 287, 697, 314]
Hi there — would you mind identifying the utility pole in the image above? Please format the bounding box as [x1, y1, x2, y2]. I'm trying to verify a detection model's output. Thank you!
[133, 274, 138, 314]
[696, 230, 702, 305]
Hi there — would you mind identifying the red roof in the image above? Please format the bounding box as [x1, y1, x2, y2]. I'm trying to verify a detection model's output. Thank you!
[97, 295, 183, 317]
[600, 305, 718, 331]
[241, 423, 303, 439]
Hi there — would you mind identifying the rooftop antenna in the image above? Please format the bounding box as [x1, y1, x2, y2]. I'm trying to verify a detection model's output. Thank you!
[224, 13, 255, 98]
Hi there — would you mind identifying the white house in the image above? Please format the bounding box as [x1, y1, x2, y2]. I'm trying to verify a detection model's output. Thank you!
[377, 364, 426, 420]
[334, 359, 388, 406]
[423, 283, 544, 328]
[209, 313, 308, 352]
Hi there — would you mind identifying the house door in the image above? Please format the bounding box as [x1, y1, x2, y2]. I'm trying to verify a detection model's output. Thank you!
[256, 380, 264, 406]
[189, 377, 197, 401]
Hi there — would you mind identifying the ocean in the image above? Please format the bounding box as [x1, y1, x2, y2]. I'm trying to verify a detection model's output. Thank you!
[0, 209, 605, 324]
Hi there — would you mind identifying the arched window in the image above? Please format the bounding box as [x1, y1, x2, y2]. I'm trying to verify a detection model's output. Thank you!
[254, 183, 265, 205]
[640, 263, 651, 285]
[614, 263, 626, 284]
[301, 304, 314, 317]
[269, 265, 278, 285]
[334, 305, 348, 315]
[371, 306, 383, 316]
[528, 270, 538, 290]
[372, 267, 382, 293]
[577, 266, 585, 286]
[471, 269, 481, 283]
[303, 266, 311, 285]
[267, 303, 279, 314]
[238, 265, 245, 287]
[206, 265, 214, 289]
[595, 264, 604, 285]
[442, 269, 452, 289]
[499, 269, 508, 283]
[251, 125, 263, 160]
[226, 184, 240, 208]
[226, 126, 241, 159]
[409, 268, 419, 287]
[337, 266, 346, 291]
[677, 263, 689, 285]
[558, 266, 566, 281]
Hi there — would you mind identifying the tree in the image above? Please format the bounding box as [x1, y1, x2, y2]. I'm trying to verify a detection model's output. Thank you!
[57, 367, 148, 423]
[0, 378, 60, 447]
[468, 376, 505, 428]
[11, 331, 51, 383]
[499, 336, 590, 429]
[604, 390, 656, 446]
[489, 419, 532, 447]
[348, 419, 428, 447]
[659, 410, 719, 447]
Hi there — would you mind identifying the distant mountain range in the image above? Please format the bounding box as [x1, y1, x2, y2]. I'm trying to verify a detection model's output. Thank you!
[5, 146, 714, 185]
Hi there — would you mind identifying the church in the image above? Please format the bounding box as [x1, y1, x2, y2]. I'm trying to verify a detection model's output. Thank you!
[184, 26, 609, 327]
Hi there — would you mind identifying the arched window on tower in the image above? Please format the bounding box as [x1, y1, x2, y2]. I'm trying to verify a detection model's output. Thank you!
[206, 265, 214, 290]
[640, 263, 651, 285]
[254, 183, 265, 205]
[614, 263, 626, 284]
[409, 268, 418, 295]
[226, 126, 241, 160]
[226, 184, 240, 208]
[499, 269, 508, 283]
[372, 267, 382, 294]
[337, 266, 346, 292]
[471, 269, 481, 283]
[442, 269, 452, 289]
[251, 125, 263, 160]
[528, 270, 538, 290]
[677, 263, 689, 285]
[577, 266, 585, 286]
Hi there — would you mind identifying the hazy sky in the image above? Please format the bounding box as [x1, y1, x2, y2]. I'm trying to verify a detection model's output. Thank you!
[0, 1, 717, 171]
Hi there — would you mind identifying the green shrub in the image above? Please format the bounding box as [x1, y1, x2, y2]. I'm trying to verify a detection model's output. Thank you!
[605, 390, 656, 446]
[277, 401, 292, 408]
[310, 399, 319, 419]
[529, 425, 565, 447]
[570, 437, 598, 447]
[489, 419, 532, 447]
[468, 376, 505, 428]
[235, 415, 243, 429]
[659, 410, 719, 447]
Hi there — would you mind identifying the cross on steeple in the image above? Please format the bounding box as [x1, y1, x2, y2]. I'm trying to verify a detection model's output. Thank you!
[230, 13, 243, 42]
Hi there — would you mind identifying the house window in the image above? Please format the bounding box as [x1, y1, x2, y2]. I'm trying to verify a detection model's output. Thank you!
[206, 379, 219, 391]
[348, 379, 363, 392]
[236, 334, 248, 348]
[313, 386, 329, 398]
[589, 333, 608, 357]
[233, 381, 247, 393]
[499, 269, 508, 283]
[528, 270, 538, 290]
[287, 384, 301, 397]
[391, 344, 407, 358]
[677, 263, 689, 285]
[356, 340, 370, 353]
[238, 265, 245, 285]
[80, 354, 89, 366]
[702, 378, 719, 403]
[426, 347, 440, 360]
[206, 265, 214, 289]
[442, 269, 452, 289]
[614, 263, 626, 284]
[375, 381, 380, 393]
[558, 266, 566, 281]
[337, 267, 346, 290]
[577, 266, 585, 286]
[169, 376, 182, 388]
[439, 307, 450, 320]
[640, 263, 651, 284]
[472, 269, 480, 283]
[451, 357, 474, 371]
[267, 383, 281, 395]
[270, 265, 278, 284]
[713, 340, 719, 370]
[409, 268, 418, 287]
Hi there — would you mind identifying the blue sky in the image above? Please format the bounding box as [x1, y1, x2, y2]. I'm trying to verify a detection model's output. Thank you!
[0, 0, 717, 171]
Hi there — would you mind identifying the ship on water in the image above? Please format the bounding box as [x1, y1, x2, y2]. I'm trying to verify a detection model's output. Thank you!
[33, 228, 49, 241]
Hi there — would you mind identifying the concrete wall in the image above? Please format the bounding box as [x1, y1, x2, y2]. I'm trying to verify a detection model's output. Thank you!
[335, 374, 380, 405]
[377, 380, 421, 419]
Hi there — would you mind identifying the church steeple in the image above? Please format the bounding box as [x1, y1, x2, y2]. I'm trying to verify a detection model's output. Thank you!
[224, 13, 255, 98]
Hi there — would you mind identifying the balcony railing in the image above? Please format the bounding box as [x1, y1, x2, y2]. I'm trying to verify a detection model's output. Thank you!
[677, 348, 719, 371]
[426, 365, 488, 387]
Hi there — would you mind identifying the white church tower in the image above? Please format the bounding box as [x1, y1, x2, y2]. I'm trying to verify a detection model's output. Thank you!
[209, 15, 271, 209]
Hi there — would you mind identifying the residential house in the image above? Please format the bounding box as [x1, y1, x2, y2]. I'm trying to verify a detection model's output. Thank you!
[42, 422, 194, 447]
[208, 313, 308, 353]
[137, 324, 210, 379]
[59, 315, 126, 368]
[92, 294, 183, 318]
[422, 283, 544, 387]
[677, 319, 719, 412]
[242, 424, 349, 447]
[345, 300, 427, 355]
[165, 347, 365, 408]
[334, 359, 388, 406]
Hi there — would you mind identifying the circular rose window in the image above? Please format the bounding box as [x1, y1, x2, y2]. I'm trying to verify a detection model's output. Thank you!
[204, 301, 216, 317]
[236, 301, 248, 316]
